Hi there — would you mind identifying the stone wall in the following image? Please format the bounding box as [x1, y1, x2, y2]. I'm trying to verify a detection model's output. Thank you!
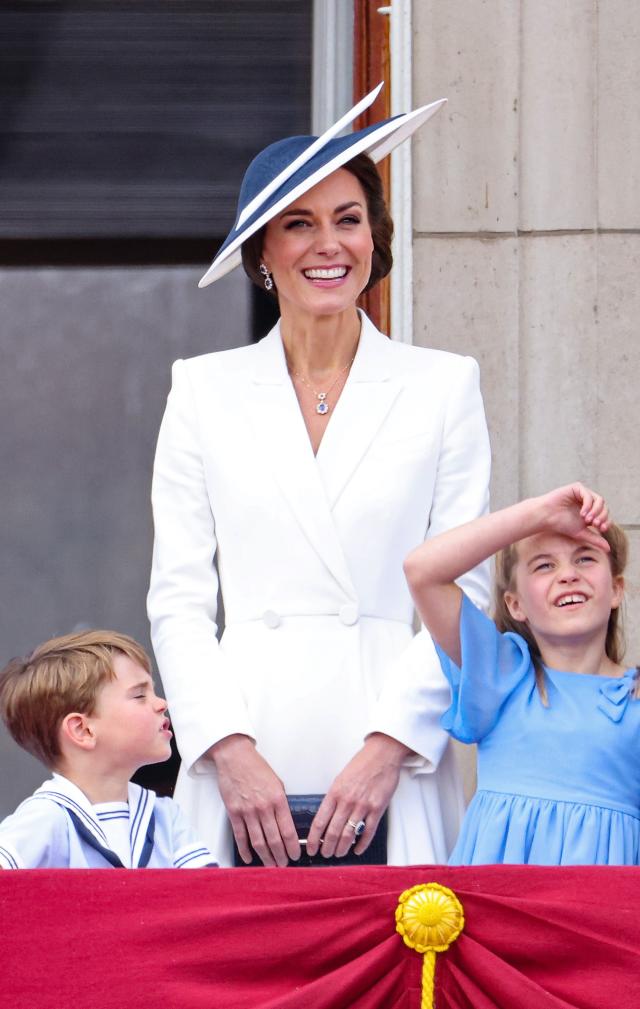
[411, 0, 639, 662]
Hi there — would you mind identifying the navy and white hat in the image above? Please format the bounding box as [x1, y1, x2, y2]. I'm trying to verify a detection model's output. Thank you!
[198, 83, 446, 288]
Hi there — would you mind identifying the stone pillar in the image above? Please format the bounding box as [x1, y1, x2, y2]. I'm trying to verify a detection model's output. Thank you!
[412, 0, 640, 659]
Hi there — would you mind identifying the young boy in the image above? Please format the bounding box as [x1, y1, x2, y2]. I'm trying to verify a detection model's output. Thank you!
[0, 629, 217, 869]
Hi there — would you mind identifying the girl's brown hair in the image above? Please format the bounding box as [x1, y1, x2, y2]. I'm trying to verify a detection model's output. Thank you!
[494, 523, 631, 704]
[241, 152, 394, 298]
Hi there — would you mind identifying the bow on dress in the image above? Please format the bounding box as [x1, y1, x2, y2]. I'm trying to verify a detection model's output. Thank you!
[597, 671, 637, 723]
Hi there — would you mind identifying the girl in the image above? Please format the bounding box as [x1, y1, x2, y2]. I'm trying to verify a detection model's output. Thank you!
[404, 483, 639, 865]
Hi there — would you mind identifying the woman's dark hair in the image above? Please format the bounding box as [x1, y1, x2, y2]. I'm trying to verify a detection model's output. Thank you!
[494, 522, 630, 705]
[241, 152, 394, 298]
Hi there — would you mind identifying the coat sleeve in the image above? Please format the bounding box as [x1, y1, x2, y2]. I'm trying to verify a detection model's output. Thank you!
[366, 354, 492, 772]
[147, 360, 256, 775]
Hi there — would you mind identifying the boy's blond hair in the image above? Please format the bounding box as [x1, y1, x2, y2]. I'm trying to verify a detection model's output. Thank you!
[0, 630, 151, 768]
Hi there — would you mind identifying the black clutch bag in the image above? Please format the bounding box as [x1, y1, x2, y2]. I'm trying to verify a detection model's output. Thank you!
[233, 793, 388, 867]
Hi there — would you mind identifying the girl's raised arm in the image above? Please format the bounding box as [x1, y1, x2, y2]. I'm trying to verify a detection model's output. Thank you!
[403, 483, 609, 666]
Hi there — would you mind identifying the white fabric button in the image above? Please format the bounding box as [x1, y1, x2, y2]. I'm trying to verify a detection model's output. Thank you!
[339, 603, 359, 626]
[262, 609, 281, 629]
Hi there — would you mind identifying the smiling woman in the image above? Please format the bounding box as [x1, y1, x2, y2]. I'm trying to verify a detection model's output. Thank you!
[243, 152, 393, 295]
[147, 86, 493, 868]
[261, 171, 374, 319]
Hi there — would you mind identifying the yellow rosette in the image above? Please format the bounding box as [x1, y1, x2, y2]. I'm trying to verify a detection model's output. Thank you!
[395, 883, 464, 1009]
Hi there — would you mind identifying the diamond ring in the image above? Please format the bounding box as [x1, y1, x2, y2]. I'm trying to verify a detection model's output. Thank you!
[347, 818, 366, 837]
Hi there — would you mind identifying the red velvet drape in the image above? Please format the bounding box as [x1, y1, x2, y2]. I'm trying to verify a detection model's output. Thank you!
[1, 866, 638, 1009]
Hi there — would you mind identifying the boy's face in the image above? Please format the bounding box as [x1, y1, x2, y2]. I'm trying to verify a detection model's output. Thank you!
[90, 655, 172, 773]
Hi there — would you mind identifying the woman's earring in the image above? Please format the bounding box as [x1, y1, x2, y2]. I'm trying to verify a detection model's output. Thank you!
[259, 263, 274, 291]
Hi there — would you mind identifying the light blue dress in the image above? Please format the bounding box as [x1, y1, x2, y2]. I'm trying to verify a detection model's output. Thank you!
[436, 594, 640, 865]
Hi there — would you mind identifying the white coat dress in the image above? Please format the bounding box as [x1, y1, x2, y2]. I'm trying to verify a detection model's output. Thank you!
[147, 312, 491, 866]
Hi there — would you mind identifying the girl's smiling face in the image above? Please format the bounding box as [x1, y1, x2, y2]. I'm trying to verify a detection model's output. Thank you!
[504, 533, 624, 649]
[260, 168, 374, 320]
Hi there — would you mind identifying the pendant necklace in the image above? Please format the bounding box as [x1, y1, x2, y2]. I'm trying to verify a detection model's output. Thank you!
[292, 356, 355, 415]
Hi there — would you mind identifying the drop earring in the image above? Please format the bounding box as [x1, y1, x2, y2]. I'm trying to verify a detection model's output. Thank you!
[259, 263, 274, 291]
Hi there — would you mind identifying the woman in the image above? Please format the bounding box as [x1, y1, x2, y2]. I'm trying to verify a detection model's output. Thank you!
[147, 86, 491, 867]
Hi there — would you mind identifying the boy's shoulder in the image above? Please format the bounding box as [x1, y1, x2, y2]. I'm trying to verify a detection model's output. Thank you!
[0, 785, 69, 869]
[1, 780, 71, 826]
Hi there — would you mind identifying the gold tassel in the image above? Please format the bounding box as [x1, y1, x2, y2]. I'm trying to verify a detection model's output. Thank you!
[395, 883, 465, 1009]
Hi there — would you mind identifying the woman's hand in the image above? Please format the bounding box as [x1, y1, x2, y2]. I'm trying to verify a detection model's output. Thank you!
[208, 734, 300, 867]
[306, 733, 410, 858]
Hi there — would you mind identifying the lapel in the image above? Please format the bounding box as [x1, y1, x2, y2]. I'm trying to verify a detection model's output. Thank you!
[316, 313, 401, 508]
[31, 774, 156, 868]
[244, 314, 400, 595]
[245, 323, 355, 596]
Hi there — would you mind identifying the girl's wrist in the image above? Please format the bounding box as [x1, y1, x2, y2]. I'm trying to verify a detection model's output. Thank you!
[514, 494, 553, 537]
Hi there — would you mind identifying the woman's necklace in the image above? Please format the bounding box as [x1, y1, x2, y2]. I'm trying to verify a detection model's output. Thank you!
[291, 357, 355, 415]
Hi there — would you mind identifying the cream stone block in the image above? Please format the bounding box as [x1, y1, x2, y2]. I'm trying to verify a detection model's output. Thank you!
[451, 739, 477, 806]
[598, 2, 640, 227]
[413, 235, 519, 509]
[594, 234, 640, 522]
[519, 0, 597, 231]
[412, 0, 519, 233]
[623, 530, 640, 665]
[520, 234, 598, 496]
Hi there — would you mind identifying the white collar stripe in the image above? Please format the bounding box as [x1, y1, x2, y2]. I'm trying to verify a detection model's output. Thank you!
[174, 846, 210, 868]
[32, 790, 108, 845]
[129, 787, 149, 850]
[0, 844, 20, 869]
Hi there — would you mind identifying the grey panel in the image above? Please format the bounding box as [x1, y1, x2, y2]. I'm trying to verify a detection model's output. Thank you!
[0, 264, 251, 814]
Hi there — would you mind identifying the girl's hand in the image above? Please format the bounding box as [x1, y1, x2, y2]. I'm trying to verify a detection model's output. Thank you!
[208, 734, 300, 867]
[306, 733, 410, 858]
[540, 483, 611, 548]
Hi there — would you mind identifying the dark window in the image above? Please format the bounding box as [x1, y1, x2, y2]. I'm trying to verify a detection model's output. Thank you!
[0, 1, 312, 244]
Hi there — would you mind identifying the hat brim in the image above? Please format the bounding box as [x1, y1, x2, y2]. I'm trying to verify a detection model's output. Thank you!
[198, 97, 446, 288]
